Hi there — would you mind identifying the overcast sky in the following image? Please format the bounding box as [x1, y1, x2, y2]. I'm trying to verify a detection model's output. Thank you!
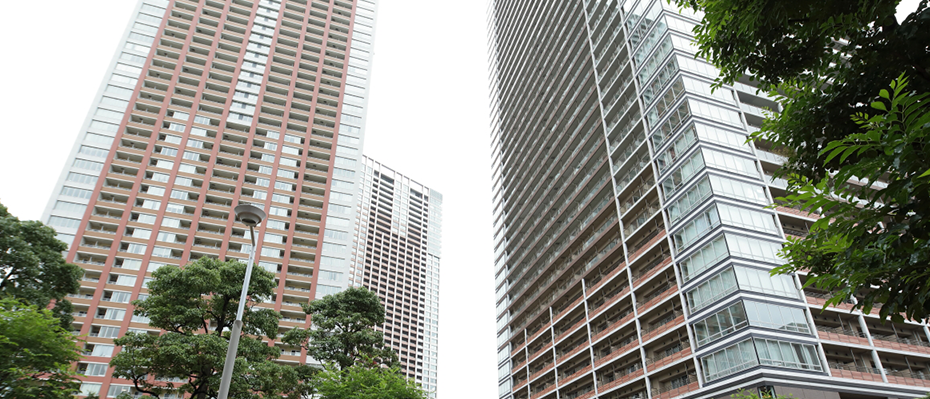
[0, 1, 922, 398]
[0, 0, 497, 398]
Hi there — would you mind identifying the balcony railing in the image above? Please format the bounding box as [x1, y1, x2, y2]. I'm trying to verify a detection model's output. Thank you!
[652, 373, 698, 397]
[886, 369, 930, 381]
[829, 362, 882, 375]
[641, 311, 684, 341]
[871, 334, 930, 348]
[816, 325, 867, 338]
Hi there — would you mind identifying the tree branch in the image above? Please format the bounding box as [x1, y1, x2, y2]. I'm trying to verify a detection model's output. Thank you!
[0, 267, 17, 290]
[909, 63, 930, 84]
[129, 377, 162, 399]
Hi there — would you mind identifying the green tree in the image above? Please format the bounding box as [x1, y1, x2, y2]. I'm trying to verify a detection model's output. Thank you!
[109, 258, 314, 399]
[0, 201, 83, 328]
[774, 76, 930, 322]
[283, 287, 397, 370]
[674, 0, 930, 320]
[0, 298, 82, 398]
[314, 362, 429, 399]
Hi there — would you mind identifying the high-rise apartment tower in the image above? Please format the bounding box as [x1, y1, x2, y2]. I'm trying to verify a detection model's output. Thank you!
[489, 1, 930, 399]
[40, 0, 378, 396]
[349, 156, 442, 397]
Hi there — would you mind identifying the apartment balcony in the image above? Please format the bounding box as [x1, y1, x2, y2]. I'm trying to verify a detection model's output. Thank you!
[191, 240, 222, 253]
[527, 340, 553, 363]
[527, 356, 555, 384]
[886, 369, 930, 388]
[634, 277, 678, 315]
[824, 343, 883, 382]
[649, 367, 699, 399]
[118, 139, 148, 154]
[630, 246, 672, 289]
[626, 226, 667, 263]
[79, 240, 114, 255]
[67, 291, 95, 303]
[589, 300, 635, 343]
[286, 258, 316, 267]
[804, 289, 856, 311]
[80, 274, 100, 285]
[828, 362, 885, 383]
[558, 351, 594, 384]
[510, 340, 526, 361]
[817, 326, 872, 347]
[113, 151, 144, 166]
[878, 352, 930, 387]
[553, 307, 586, 344]
[597, 352, 644, 393]
[599, 383, 646, 399]
[587, 275, 631, 318]
[208, 183, 236, 197]
[85, 222, 119, 236]
[639, 303, 685, 343]
[512, 350, 528, 371]
[556, 330, 589, 364]
[75, 254, 108, 267]
[559, 376, 596, 399]
[529, 375, 557, 399]
[585, 258, 626, 296]
[781, 223, 811, 239]
[526, 320, 552, 347]
[644, 329, 691, 372]
[513, 372, 530, 391]
[200, 210, 229, 223]
[593, 325, 638, 368]
[865, 319, 930, 355]
[622, 198, 661, 240]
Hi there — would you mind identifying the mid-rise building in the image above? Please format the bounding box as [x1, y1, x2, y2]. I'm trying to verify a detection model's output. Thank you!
[39, 0, 379, 396]
[349, 156, 442, 397]
[488, 1, 930, 399]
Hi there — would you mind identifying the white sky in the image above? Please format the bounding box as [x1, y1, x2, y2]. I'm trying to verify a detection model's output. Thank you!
[0, 1, 497, 398]
[0, 1, 921, 398]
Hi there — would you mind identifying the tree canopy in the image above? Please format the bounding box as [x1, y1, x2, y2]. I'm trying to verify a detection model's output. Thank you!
[0, 201, 83, 327]
[314, 362, 429, 399]
[283, 287, 397, 370]
[0, 298, 83, 399]
[674, 0, 930, 320]
[109, 258, 314, 399]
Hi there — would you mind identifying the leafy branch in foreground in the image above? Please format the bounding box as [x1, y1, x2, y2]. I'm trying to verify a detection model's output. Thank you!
[774, 75, 930, 322]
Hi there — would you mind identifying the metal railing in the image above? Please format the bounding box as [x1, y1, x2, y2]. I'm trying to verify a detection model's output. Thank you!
[828, 362, 881, 374]
[652, 373, 698, 395]
[871, 334, 930, 348]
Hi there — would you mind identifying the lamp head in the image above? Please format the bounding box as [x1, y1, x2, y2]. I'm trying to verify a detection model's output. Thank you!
[234, 203, 266, 227]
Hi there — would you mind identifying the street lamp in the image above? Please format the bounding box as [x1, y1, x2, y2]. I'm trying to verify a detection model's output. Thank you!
[217, 203, 266, 399]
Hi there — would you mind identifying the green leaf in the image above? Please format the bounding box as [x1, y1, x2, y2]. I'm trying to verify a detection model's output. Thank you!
[0, 299, 82, 398]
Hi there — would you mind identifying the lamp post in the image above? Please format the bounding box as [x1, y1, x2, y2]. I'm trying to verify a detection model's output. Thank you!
[217, 203, 266, 399]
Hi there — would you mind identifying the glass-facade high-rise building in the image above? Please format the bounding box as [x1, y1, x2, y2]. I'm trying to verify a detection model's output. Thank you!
[349, 156, 442, 397]
[39, 0, 379, 396]
[489, 1, 930, 399]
